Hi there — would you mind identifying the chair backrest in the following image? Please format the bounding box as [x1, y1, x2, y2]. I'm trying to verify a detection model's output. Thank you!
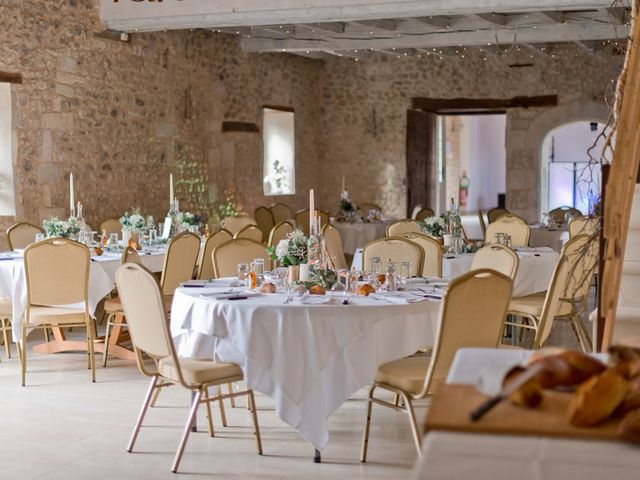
[549, 206, 582, 225]
[7, 221, 45, 250]
[197, 229, 232, 279]
[160, 231, 200, 295]
[254, 206, 275, 243]
[386, 219, 422, 237]
[534, 235, 598, 348]
[478, 210, 487, 237]
[270, 203, 293, 224]
[485, 214, 531, 247]
[418, 269, 513, 396]
[116, 263, 176, 363]
[569, 216, 599, 238]
[234, 224, 264, 243]
[295, 209, 330, 236]
[322, 224, 348, 270]
[487, 207, 509, 223]
[100, 219, 121, 237]
[414, 208, 435, 222]
[471, 244, 519, 280]
[400, 232, 442, 277]
[24, 238, 89, 308]
[212, 238, 272, 278]
[358, 202, 382, 213]
[362, 236, 424, 276]
[121, 246, 142, 265]
[268, 221, 295, 248]
[222, 215, 257, 235]
[410, 205, 423, 219]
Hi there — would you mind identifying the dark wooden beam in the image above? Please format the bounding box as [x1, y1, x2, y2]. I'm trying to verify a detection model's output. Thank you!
[263, 105, 295, 113]
[0, 71, 23, 84]
[222, 121, 259, 133]
[412, 95, 558, 113]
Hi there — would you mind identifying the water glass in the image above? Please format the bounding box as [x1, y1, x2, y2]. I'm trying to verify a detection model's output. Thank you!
[347, 270, 361, 296]
[398, 261, 411, 288]
[149, 228, 157, 245]
[251, 258, 265, 288]
[237, 263, 249, 286]
[108, 233, 119, 251]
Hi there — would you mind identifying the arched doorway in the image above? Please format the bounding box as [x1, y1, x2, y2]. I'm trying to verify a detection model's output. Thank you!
[540, 120, 607, 218]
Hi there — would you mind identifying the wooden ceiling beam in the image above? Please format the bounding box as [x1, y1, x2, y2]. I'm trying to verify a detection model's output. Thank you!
[0, 71, 22, 84]
[412, 95, 558, 112]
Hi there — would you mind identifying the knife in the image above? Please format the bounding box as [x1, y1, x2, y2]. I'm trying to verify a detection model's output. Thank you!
[469, 363, 544, 422]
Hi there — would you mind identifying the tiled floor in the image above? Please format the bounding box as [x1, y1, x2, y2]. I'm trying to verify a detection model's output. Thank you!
[0, 300, 591, 479]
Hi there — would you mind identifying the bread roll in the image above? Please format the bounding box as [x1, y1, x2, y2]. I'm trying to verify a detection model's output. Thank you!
[530, 350, 606, 389]
[502, 366, 543, 408]
[358, 284, 375, 296]
[309, 285, 326, 295]
[618, 409, 640, 444]
[568, 369, 629, 427]
[259, 282, 276, 293]
[609, 345, 640, 379]
[619, 376, 640, 414]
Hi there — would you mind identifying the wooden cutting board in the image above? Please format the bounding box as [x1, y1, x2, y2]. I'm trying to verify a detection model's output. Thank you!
[424, 384, 624, 442]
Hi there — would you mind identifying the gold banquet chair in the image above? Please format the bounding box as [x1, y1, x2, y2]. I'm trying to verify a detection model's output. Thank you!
[471, 244, 519, 280]
[413, 208, 435, 222]
[19, 238, 95, 385]
[115, 263, 262, 473]
[270, 202, 293, 224]
[361, 269, 513, 461]
[362, 237, 424, 277]
[569, 216, 599, 239]
[386, 219, 422, 237]
[506, 235, 598, 352]
[197, 229, 232, 280]
[485, 213, 531, 247]
[212, 238, 272, 278]
[487, 207, 510, 224]
[400, 232, 442, 277]
[221, 216, 257, 235]
[549, 206, 581, 225]
[254, 206, 275, 243]
[100, 218, 121, 237]
[295, 208, 330, 236]
[234, 224, 264, 243]
[322, 224, 348, 270]
[7, 221, 45, 250]
[268, 221, 295, 249]
[160, 232, 200, 307]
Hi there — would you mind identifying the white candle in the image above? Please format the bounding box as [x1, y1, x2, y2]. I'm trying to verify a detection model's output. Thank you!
[169, 174, 174, 208]
[309, 189, 315, 227]
[299, 263, 310, 282]
[341, 175, 345, 193]
[69, 172, 75, 216]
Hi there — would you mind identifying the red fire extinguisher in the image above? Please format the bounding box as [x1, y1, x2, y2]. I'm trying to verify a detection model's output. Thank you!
[459, 171, 469, 208]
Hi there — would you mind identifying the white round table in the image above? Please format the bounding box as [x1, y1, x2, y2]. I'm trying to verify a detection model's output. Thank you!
[332, 221, 391, 255]
[170, 281, 440, 451]
[529, 225, 569, 252]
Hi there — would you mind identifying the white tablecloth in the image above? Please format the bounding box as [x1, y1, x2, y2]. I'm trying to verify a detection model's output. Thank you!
[333, 221, 391, 255]
[170, 283, 441, 450]
[413, 348, 640, 480]
[352, 250, 559, 297]
[0, 249, 166, 342]
[529, 226, 569, 252]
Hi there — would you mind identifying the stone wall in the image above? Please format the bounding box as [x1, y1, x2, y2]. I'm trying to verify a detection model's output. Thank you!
[0, 0, 323, 240]
[318, 46, 623, 221]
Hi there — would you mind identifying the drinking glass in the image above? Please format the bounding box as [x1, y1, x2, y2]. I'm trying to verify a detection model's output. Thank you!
[89, 231, 98, 247]
[237, 263, 249, 286]
[347, 270, 361, 296]
[275, 267, 289, 291]
[251, 258, 265, 288]
[35, 233, 45, 243]
[108, 233, 119, 251]
[398, 261, 411, 288]
[149, 228, 157, 246]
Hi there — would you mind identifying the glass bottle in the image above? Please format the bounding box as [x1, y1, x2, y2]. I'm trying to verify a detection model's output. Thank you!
[307, 215, 326, 273]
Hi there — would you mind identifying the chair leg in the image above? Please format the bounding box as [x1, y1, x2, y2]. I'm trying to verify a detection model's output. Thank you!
[394, 393, 400, 407]
[87, 322, 96, 383]
[248, 390, 263, 455]
[127, 376, 158, 452]
[20, 327, 27, 386]
[171, 389, 203, 473]
[1, 318, 10, 358]
[360, 384, 377, 463]
[572, 315, 593, 353]
[217, 385, 228, 427]
[227, 383, 236, 408]
[102, 315, 113, 367]
[401, 392, 422, 456]
[150, 385, 162, 407]
[203, 388, 215, 437]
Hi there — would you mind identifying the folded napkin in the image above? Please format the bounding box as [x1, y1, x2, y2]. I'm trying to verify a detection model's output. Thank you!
[180, 279, 215, 288]
[296, 294, 333, 305]
[200, 291, 261, 300]
[514, 246, 554, 253]
[371, 293, 426, 304]
[475, 362, 523, 396]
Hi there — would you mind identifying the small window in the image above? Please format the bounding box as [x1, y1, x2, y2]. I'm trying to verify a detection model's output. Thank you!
[0, 83, 16, 216]
[262, 107, 295, 196]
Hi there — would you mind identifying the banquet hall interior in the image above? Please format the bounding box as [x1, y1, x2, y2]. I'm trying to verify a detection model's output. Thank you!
[1, 1, 640, 479]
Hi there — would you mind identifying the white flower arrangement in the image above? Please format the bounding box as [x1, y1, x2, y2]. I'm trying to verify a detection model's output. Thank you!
[266, 229, 308, 266]
[120, 208, 150, 232]
[43, 216, 81, 238]
[418, 216, 447, 238]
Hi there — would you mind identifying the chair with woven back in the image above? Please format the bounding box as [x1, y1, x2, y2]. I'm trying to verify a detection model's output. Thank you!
[197, 229, 232, 280]
[295, 209, 330, 236]
[569, 216, 599, 239]
[487, 207, 510, 224]
[19, 238, 95, 385]
[160, 231, 201, 307]
[100, 218, 122, 237]
[254, 206, 275, 243]
[549, 206, 582, 225]
[212, 238, 272, 278]
[115, 263, 262, 473]
[234, 224, 264, 243]
[360, 268, 513, 461]
[221, 216, 257, 235]
[268, 221, 295, 248]
[322, 224, 347, 270]
[471, 244, 519, 281]
[478, 210, 488, 238]
[270, 203, 293, 225]
[485, 213, 531, 247]
[399, 232, 442, 277]
[414, 208, 435, 222]
[362, 236, 425, 277]
[386, 219, 422, 237]
[7, 221, 45, 250]
[505, 234, 598, 352]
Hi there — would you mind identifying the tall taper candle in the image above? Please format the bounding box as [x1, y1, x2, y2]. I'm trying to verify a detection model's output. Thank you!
[169, 174, 174, 209]
[309, 189, 315, 230]
[341, 175, 345, 193]
[69, 172, 75, 216]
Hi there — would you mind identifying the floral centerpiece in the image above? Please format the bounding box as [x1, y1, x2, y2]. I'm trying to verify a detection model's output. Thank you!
[181, 212, 205, 232]
[43, 216, 81, 239]
[418, 216, 447, 238]
[441, 211, 462, 237]
[120, 209, 146, 232]
[266, 229, 308, 266]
